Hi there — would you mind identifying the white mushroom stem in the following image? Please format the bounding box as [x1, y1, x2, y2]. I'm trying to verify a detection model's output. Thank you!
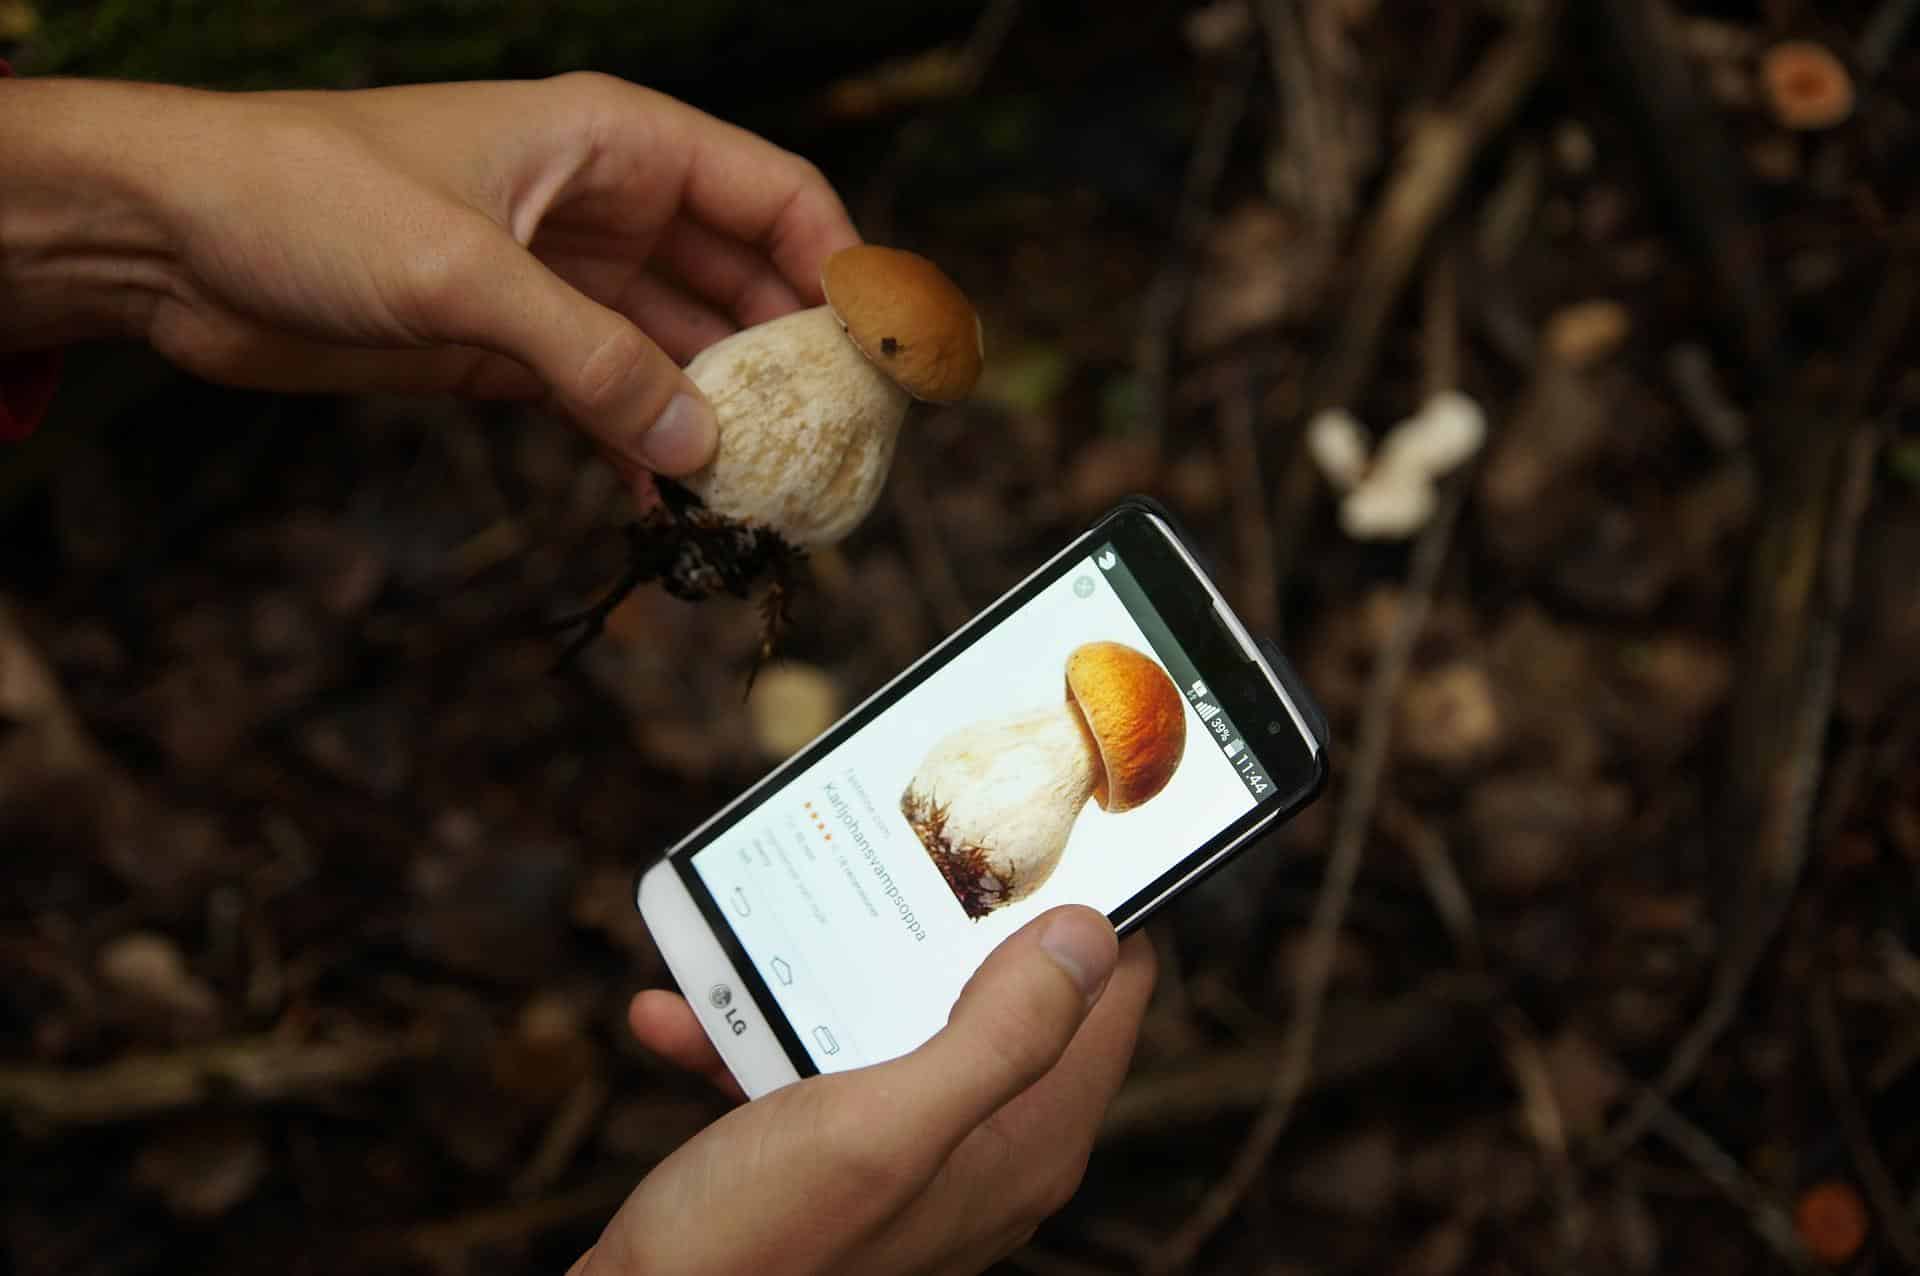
[1375, 389, 1487, 476]
[680, 306, 911, 546]
[1307, 408, 1372, 492]
[907, 703, 1100, 906]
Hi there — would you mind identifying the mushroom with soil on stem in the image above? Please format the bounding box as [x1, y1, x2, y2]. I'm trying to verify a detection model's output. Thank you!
[901, 641, 1187, 919]
[542, 245, 983, 669]
[682, 244, 983, 546]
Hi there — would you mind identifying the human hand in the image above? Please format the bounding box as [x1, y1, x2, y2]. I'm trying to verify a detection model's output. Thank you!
[580, 906, 1156, 1276]
[0, 73, 858, 494]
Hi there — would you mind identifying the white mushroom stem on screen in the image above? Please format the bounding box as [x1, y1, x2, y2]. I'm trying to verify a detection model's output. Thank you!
[903, 703, 1101, 915]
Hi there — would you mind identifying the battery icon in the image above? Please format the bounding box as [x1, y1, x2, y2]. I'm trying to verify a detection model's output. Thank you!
[1223, 737, 1244, 759]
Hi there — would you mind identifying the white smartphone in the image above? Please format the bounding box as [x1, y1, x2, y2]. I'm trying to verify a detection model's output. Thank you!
[636, 497, 1329, 1097]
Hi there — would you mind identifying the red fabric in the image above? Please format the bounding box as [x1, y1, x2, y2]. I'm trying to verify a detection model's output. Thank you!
[1, 56, 63, 441]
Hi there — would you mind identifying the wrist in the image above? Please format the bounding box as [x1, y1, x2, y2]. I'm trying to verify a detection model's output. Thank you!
[0, 78, 192, 352]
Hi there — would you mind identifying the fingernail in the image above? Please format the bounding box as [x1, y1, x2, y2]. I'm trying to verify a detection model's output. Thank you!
[639, 392, 717, 474]
[1039, 912, 1118, 1004]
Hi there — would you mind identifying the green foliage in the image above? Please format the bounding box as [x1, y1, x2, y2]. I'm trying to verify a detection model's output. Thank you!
[30, 0, 972, 93]
[1890, 439, 1920, 489]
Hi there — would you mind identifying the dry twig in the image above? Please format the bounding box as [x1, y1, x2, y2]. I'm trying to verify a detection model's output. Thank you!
[512, 1072, 613, 1200]
[1216, 367, 1278, 636]
[1811, 975, 1920, 1266]
[1599, 260, 1913, 1159]
[1134, 43, 1258, 453]
[1270, 3, 1557, 590]
[1643, 1098, 1819, 1273]
[1144, 254, 1477, 1273]
[0, 1027, 437, 1132]
[1099, 975, 1492, 1143]
[397, 1175, 638, 1274]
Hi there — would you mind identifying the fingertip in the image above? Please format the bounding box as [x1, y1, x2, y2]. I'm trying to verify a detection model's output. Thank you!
[637, 388, 718, 475]
[628, 991, 747, 1102]
[626, 989, 689, 1045]
[1035, 907, 1119, 1005]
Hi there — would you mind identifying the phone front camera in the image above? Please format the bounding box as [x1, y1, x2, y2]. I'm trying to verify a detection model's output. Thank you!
[1268, 721, 1282, 734]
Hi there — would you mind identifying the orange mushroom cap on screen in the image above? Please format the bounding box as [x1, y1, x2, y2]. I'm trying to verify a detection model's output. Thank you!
[1065, 641, 1188, 812]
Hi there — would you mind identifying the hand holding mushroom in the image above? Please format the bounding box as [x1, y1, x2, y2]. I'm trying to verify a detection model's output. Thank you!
[903, 642, 1188, 919]
[0, 73, 862, 480]
[543, 244, 985, 664]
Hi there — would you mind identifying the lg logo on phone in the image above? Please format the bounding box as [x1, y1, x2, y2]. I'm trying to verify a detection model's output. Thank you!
[709, 984, 749, 1036]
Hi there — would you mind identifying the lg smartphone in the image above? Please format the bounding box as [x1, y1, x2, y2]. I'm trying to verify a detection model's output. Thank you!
[637, 497, 1329, 1097]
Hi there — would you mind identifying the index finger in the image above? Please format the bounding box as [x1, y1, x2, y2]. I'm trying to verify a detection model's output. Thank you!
[633, 89, 862, 303]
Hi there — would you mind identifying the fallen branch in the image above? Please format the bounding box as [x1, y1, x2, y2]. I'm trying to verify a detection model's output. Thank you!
[0, 1026, 437, 1133]
[1098, 974, 1492, 1144]
[1643, 1098, 1819, 1273]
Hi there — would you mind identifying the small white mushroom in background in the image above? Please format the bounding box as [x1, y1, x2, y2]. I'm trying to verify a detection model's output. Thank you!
[1340, 469, 1439, 540]
[1375, 389, 1488, 478]
[1330, 390, 1491, 542]
[746, 662, 842, 761]
[681, 245, 983, 547]
[97, 931, 219, 1018]
[901, 642, 1187, 919]
[1307, 407, 1372, 492]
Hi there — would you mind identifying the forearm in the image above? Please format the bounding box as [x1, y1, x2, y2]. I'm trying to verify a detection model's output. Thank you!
[0, 77, 192, 352]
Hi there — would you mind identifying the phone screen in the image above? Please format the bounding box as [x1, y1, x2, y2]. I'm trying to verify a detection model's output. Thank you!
[674, 517, 1319, 1075]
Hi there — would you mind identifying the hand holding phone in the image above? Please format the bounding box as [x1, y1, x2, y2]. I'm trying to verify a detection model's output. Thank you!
[637, 499, 1328, 1097]
[591, 907, 1156, 1275]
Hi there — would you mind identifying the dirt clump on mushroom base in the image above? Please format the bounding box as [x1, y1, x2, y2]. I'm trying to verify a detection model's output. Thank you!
[901, 787, 1014, 920]
[542, 478, 806, 678]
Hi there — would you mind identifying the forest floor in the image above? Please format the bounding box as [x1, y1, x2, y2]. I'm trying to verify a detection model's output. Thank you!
[5, 1, 1920, 1273]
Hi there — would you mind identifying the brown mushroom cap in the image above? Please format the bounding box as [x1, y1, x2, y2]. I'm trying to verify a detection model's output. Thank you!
[1761, 40, 1854, 131]
[820, 245, 983, 404]
[1064, 641, 1188, 812]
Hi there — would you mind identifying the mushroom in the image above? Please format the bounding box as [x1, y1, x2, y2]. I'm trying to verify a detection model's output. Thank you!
[1322, 390, 1489, 541]
[680, 244, 983, 546]
[1760, 40, 1854, 132]
[747, 662, 842, 761]
[900, 641, 1187, 919]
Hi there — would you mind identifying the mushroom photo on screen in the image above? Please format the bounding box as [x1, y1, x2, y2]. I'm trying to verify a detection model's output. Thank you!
[901, 641, 1188, 919]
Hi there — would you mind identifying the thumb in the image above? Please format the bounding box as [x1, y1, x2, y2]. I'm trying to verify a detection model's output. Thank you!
[892, 906, 1118, 1147]
[427, 220, 718, 477]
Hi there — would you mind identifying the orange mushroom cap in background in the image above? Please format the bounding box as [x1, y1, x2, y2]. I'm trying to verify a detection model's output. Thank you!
[1794, 1180, 1870, 1267]
[821, 245, 984, 404]
[1065, 641, 1188, 812]
[1761, 40, 1855, 131]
